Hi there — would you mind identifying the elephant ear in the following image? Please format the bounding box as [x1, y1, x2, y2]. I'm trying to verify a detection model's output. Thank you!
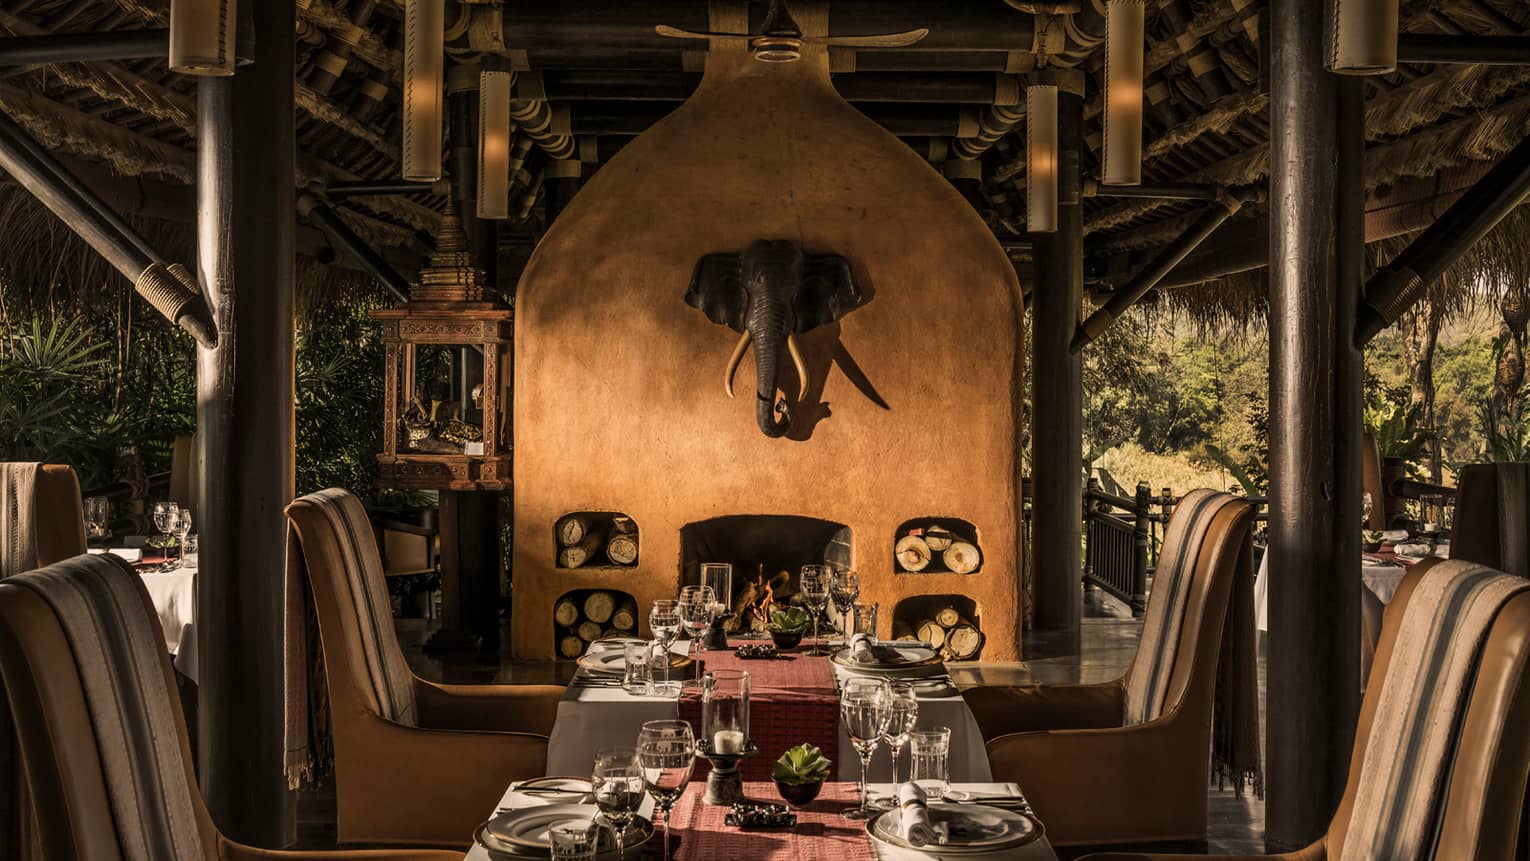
[684, 253, 747, 331]
[795, 254, 862, 332]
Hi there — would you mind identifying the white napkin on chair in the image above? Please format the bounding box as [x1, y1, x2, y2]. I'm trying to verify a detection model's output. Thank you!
[897, 782, 947, 846]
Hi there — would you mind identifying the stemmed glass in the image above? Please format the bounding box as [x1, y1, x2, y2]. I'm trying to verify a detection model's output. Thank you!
[877, 683, 919, 808]
[840, 677, 891, 820]
[679, 585, 716, 678]
[172, 508, 193, 570]
[592, 747, 646, 861]
[637, 720, 695, 861]
[151, 501, 178, 566]
[649, 600, 682, 696]
[800, 565, 831, 655]
[830, 568, 860, 641]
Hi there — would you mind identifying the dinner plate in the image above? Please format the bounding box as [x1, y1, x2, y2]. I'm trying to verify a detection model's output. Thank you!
[830, 642, 942, 673]
[866, 803, 1042, 855]
[476, 804, 651, 859]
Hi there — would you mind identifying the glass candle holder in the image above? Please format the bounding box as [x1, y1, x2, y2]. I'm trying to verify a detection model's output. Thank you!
[701, 562, 732, 616]
[701, 669, 750, 754]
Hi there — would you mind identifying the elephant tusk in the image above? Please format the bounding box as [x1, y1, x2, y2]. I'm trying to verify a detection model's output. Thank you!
[787, 333, 809, 401]
[724, 331, 750, 398]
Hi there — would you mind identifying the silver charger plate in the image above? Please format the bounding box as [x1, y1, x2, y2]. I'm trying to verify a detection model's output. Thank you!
[475, 804, 651, 859]
[866, 803, 1043, 855]
[830, 642, 942, 673]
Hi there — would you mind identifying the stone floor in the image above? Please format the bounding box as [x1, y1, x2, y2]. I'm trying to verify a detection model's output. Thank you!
[297, 608, 1265, 855]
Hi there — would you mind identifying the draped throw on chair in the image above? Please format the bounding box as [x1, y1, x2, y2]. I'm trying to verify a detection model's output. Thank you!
[1342, 559, 1529, 859]
[0, 462, 39, 580]
[284, 488, 418, 789]
[7, 553, 208, 861]
[1124, 488, 1263, 796]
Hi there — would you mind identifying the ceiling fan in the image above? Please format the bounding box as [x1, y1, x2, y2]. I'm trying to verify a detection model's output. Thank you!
[655, 0, 929, 63]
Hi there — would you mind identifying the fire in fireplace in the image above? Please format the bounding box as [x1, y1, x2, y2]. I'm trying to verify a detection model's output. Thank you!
[680, 515, 850, 634]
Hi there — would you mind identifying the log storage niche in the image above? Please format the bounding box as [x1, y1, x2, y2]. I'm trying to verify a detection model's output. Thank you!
[554, 588, 640, 658]
[555, 511, 640, 569]
[892, 595, 984, 662]
[895, 518, 982, 574]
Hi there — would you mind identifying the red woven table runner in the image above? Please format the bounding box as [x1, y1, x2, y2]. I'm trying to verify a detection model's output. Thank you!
[679, 644, 839, 781]
[669, 781, 875, 861]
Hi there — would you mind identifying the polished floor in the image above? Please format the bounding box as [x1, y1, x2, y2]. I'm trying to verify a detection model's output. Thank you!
[296, 599, 1265, 854]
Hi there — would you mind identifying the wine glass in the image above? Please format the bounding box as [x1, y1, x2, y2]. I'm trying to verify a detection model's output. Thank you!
[800, 565, 831, 656]
[637, 720, 695, 861]
[679, 585, 716, 677]
[649, 600, 682, 696]
[878, 683, 919, 806]
[830, 568, 860, 640]
[840, 677, 890, 820]
[172, 508, 193, 570]
[84, 496, 111, 543]
[592, 747, 646, 861]
[151, 501, 178, 566]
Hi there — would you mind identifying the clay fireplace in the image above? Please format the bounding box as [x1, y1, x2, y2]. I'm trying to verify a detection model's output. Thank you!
[510, 30, 1025, 659]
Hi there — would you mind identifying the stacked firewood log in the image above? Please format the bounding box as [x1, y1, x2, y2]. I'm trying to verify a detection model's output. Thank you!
[894, 523, 981, 573]
[893, 603, 984, 661]
[555, 590, 639, 658]
[556, 513, 639, 568]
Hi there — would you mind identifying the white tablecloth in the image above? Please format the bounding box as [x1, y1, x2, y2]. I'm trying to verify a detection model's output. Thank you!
[1253, 551, 1408, 633]
[545, 643, 991, 784]
[138, 565, 197, 683]
[464, 781, 1056, 861]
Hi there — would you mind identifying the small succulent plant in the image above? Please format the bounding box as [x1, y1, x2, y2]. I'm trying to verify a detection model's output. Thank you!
[1363, 530, 1383, 545]
[766, 606, 812, 634]
[772, 743, 832, 785]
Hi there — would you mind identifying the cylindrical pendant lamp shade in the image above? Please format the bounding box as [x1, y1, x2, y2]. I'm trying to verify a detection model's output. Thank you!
[1027, 83, 1059, 234]
[478, 70, 513, 220]
[402, 0, 446, 181]
[169, 0, 236, 76]
[1327, 0, 1399, 74]
[1102, 0, 1145, 186]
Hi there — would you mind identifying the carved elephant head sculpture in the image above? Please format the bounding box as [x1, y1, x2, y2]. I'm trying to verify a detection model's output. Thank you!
[685, 239, 863, 438]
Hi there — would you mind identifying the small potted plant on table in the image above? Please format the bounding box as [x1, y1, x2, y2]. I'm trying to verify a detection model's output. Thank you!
[772, 743, 831, 808]
[766, 606, 812, 650]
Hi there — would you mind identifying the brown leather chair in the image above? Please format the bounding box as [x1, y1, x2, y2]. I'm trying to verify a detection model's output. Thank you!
[285, 489, 564, 848]
[1080, 558, 1530, 860]
[964, 492, 1256, 848]
[0, 553, 461, 861]
[169, 433, 199, 522]
[9, 463, 87, 569]
[1361, 431, 1385, 531]
[1454, 463, 1528, 578]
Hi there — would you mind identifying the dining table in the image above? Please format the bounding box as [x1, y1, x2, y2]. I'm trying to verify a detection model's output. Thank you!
[464, 779, 1057, 860]
[99, 549, 199, 683]
[545, 639, 992, 784]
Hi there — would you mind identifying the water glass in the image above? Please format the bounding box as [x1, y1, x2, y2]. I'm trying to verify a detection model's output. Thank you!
[649, 600, 682, 696]
[851, 602, 879, 639]
[548, 818, 599, 861]
[84, 496, 111, 541]
[622, 641, 652, 695]
[840, 677, 890, 820]
[911, 727, 952, 798]
[638, 719, 695, 861]
[882, 683, 919, 785]
[181, 534, 199, 569]
[830, 568, 860, 635]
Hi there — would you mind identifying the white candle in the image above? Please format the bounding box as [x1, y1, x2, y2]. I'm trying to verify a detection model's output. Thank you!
[712, 729, 745, 755]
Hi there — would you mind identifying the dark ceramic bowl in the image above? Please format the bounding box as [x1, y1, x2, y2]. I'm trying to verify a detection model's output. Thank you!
[1362, 542, 1381, 552]
[769, 630, 804, 650]
[774, 778, 824, 808]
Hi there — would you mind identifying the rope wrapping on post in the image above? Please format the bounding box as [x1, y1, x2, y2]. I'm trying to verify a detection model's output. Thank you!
[135, 262, 217, 348]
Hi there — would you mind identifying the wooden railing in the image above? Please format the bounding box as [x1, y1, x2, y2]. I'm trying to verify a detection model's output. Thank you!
[1082, 480, 1154, 617]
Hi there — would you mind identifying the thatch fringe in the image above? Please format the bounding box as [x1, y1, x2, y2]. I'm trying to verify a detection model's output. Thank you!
[1144, 91, 1268, 161]
[297, 0, 402, 74]
[297, 84, 399, 161]
[1366, 94, 1530, 186]
[0, 84, 192, 183]
[1366, 64, 1530, 139]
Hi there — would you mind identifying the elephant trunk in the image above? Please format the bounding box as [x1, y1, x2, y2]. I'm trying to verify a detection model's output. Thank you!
[751, 330, 790, 438]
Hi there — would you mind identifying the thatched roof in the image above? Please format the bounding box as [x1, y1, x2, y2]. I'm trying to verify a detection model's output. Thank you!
[0, 0, 1527, 330]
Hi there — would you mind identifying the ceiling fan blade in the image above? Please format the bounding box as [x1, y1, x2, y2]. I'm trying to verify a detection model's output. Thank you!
[811, 28, 930, 49]
[655, 24, 751, 40]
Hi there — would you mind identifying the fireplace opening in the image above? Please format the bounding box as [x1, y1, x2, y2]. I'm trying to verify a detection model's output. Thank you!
[553, 587, 639, 659]
[680, 515, 851, 635]
[893, 517, 982, 574]
[892, 594, 984, 661]
[555, 511, 640, 569]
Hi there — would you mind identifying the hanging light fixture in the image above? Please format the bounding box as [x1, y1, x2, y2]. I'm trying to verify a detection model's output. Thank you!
[1327, 0, 1399, 74]
[1027, 83, 1059, 234]
[1102, 0, 1145, 185]
[477, 69, 513, 220]
[402, 0, 446, 181]
[168, 0, 236, 75]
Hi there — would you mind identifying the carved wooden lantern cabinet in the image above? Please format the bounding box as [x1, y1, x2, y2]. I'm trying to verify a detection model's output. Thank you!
[373, 209, 511, 490]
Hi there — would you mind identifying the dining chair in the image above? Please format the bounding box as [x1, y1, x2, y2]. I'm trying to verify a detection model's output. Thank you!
[963, 490, 1257, 849]
[1453, 462, 1530, 579]
[285, 488, 564, 848]
[1079, 557, 1530, 861]
[169, 433, 200, 522]
[0, 552, 463, 861]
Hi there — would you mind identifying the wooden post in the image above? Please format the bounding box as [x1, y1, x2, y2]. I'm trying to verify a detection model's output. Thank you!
[193, 0, 296, 846]
[1027, 70, 1084, 655]
[1265, 3, 1363, 848]
[1130, 482, 1151, 618]
[430, 490, 502, 652]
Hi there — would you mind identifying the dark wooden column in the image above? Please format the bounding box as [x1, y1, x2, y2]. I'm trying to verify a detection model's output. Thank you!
[194, 0, 296, 846]
[1027, 71, 1085, 654]
[1265, 2, 1363, 849]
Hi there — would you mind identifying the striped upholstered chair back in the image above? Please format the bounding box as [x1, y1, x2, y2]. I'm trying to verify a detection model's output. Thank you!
[1, 463, 86, 578]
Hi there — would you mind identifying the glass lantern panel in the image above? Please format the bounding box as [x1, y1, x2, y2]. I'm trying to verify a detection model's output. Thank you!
[397, 342, 487, 455]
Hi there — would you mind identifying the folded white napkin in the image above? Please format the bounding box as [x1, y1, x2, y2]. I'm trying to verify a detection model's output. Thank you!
[1380, 529, 1410, 543]
[1394, 543, 1432, 557]
[849, 632, 876, 663]
[1434, 541, 1450, 559]
[108, 547, 142, 563]
[897, 782, 947, 846]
